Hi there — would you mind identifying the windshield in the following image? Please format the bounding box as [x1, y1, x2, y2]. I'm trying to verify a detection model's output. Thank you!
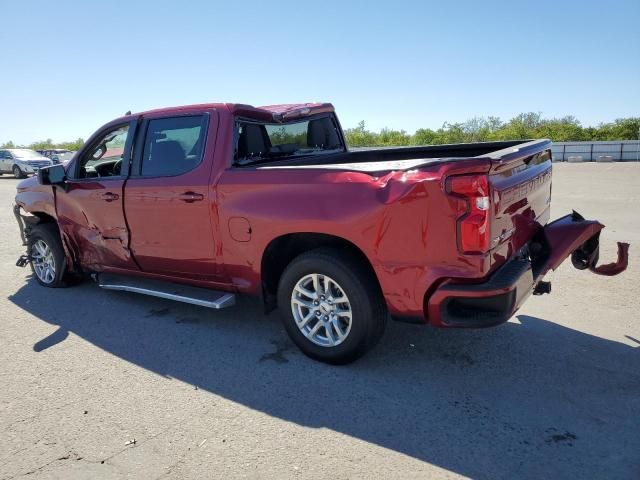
[12, 149, 47, 160]
[235, 115, 344, 165]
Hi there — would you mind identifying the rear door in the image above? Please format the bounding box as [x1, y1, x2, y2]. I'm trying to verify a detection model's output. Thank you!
[55, 121, 138, 270]
[123, 111, 221, 281]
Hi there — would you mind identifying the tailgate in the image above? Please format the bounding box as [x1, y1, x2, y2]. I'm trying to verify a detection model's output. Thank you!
[487, 140, 553, 266]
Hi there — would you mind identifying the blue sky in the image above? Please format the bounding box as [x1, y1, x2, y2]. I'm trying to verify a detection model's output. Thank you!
[1, 0, 639, 145]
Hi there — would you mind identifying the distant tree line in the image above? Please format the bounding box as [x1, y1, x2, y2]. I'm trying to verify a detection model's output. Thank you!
[344, 114, 640, 147]
[1, 113, 639, 150]
[0, 137, 85, 151]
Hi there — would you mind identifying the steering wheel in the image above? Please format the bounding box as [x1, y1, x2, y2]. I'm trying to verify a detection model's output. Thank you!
[112, 159, 122, 176]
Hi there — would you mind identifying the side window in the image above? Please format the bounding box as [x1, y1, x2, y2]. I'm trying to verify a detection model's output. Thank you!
[76, 124, 130, 179]
[140, 115, 206, 177]
[0, 151, 7, 159]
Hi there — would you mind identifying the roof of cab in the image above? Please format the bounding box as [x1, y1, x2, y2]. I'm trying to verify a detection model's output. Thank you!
[118, 102, 335, 124]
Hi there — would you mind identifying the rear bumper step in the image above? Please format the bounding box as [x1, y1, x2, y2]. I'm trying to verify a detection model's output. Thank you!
[97, 273, 236, 309]
[429, 255, 534, 328]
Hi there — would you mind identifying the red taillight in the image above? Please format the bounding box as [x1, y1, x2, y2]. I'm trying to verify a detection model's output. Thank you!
[446, 174, 490, 254]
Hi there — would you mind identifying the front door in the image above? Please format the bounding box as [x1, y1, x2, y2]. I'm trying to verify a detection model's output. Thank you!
[0, 150, 11, 172]
[55, 121, 139, 271]
[123, 112, 220, 281]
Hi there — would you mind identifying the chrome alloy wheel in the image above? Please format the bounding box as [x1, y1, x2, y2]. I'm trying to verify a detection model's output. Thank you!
[31, 239, 56, 284]
[291, 273, 352, 347]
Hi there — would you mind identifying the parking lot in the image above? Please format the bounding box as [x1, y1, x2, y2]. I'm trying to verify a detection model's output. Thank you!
[0, 163, 638, 479]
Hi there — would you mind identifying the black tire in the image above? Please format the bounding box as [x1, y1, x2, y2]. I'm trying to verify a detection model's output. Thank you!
[13, 165, 25, 179]
[27, 223, 69, 288]
[277, 248, 387, 365]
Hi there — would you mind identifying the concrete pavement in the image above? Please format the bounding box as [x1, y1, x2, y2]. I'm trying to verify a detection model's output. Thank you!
[0, 163, 638, 479]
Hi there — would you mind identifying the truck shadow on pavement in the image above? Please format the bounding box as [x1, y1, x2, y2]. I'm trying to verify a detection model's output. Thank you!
[9, 278, 640, 479]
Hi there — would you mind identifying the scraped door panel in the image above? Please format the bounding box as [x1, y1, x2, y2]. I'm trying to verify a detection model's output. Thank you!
[55, 179, 136, 270]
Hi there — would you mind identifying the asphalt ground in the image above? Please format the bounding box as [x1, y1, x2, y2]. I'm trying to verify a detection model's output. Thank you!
[0, 163, 638, 479]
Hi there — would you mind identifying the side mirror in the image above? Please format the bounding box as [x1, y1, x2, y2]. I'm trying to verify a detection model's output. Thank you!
[38, 165, 67, 186]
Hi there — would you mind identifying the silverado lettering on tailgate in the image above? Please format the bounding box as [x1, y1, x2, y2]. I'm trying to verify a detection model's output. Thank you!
[499, 168, 552, 206]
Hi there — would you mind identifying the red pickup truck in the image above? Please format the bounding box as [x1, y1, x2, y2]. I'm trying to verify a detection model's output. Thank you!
[13, 103, 628, 364]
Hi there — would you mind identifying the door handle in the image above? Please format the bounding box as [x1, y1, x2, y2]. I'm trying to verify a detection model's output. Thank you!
[101, 192, 119, 202]
[178, 192, 204, 203]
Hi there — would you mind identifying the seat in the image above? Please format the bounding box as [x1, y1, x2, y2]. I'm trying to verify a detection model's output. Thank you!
[237, 124, 269, 160]
[307, 118, 340, 149]
[144, 140, 186, 176]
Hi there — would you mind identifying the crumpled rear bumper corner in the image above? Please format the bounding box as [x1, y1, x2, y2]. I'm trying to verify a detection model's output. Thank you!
[426, 211, 629, 328]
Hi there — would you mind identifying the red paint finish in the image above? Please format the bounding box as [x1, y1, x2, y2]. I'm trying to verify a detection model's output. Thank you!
[14, 102, 628, 326]
[123, 109, 221, 281]
[216, 159, 494, 316]
[123, 176, 220, 280]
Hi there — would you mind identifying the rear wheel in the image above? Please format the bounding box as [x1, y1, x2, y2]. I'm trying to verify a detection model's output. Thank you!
[13, 165, 25, 179]
[27, 224, 69, 287]
[277, 248, 387, 364]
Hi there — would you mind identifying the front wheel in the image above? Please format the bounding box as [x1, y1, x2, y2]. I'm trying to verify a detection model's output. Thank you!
[27, 224, 69, 287]
[277, 248, 387, 364]
[13, 165, 25, 179]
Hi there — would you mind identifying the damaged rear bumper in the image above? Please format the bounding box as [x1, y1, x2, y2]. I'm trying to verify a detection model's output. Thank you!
[427, 212, 629, 328]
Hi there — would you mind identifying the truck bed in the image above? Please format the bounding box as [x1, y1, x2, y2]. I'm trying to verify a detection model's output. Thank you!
[254, 140, 530, 172]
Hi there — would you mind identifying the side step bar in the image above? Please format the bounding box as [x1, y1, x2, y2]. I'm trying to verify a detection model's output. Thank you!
[97, 273, 236, 309]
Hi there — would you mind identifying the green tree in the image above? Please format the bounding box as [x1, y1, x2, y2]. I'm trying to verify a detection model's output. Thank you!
[606, 118, 640, 141]
[344, 114, 640, 147]
[412, 128, 437, 145]
[0, 138, 85, 151]
[344, 121, 380, 147]
[60, 138, 85, 151]
[29, 138, 55, 151]
[378, 127, 410, 146]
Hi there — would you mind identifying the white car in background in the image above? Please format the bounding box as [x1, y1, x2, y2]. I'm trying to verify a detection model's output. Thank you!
[0, 149, 53, 178]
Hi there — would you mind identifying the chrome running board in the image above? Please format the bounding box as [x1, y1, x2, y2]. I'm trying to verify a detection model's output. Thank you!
[97, 273, 236, 309]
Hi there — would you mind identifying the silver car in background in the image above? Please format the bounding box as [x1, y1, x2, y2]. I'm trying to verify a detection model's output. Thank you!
[0, 149, 53, 178]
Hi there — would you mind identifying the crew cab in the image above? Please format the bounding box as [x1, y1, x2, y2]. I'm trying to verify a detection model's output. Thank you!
[13, 103, 628, 364]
